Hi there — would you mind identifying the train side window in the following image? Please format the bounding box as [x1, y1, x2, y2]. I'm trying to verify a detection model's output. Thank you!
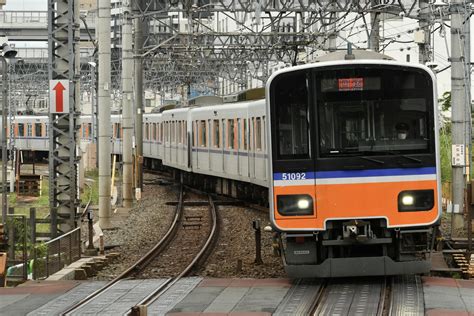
[145, 123, 149, 140]
[183, 121, 187, 145]
[256, 117, 262, 151]
[228, 119, 234, 149]
[44, 124, 48, 137]
[237, 118, 242, 150]
[221, 119, 226, 148]
[18, 123, 25, 137]
[27, 123, 32, 137]
[200, 120, 207, 147]
[243, 119, 247, 150]
[192, 121, 196, 146]
[34, 123, 41, 137]
[262, 116, 266, 150]
[178, 121, 183, 144]
[251, 118, 255, 151]
[88, 123, 92, 139]
[213, 119, 220, 148]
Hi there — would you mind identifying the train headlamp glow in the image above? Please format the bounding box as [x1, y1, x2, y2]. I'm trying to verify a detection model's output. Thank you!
[401, 195, 414, 206]
[398, 190, 434, 212]
[277, 194, 314, 216]
[297, 199, 310, 209]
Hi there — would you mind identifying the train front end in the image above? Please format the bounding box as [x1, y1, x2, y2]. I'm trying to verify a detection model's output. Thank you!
[266, 57, 440, 278]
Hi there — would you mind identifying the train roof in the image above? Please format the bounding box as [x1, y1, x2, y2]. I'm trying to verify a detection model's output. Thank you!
[315, 49, 394, 62]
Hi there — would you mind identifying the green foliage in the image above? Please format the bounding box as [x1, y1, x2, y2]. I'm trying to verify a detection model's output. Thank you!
[81, 169, 99, 205]
[439, 126, 452, 184]
[439, 91, 451, 112]
[8, 192, 16, 204]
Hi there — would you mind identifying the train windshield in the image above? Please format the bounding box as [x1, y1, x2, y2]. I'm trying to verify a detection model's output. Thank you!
[316, 67, 433, 157]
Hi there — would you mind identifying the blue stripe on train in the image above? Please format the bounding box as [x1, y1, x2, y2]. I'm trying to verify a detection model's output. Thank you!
[273, 167, 436, 181]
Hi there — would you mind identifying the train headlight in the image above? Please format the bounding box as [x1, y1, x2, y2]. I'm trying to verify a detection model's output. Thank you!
[277, 195, 313, 216]
[398, 190, 434, 212]
[401, 195, 414, 206]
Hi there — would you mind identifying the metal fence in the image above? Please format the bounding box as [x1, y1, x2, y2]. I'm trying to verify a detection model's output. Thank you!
[32, 227, 81, 280]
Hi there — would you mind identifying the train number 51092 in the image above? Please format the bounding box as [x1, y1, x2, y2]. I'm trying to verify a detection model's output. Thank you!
[281, 173, 306, 180]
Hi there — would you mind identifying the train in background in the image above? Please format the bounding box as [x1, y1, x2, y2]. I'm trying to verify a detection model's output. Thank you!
[1, 50, 441, 278]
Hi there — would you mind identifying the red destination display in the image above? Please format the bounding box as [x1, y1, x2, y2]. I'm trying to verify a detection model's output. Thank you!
[338, 78, 364, 91]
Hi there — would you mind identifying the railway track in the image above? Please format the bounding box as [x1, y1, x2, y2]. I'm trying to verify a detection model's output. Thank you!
[61, 185, 219, 316]
[309, 275, 424, 316]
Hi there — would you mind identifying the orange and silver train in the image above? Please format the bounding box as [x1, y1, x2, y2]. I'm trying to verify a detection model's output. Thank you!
[266, 51, 440, 277]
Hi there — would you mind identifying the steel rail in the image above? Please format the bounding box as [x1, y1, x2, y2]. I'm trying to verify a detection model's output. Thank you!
[60, 184, 184, 316]
[128, 194, 219, 315]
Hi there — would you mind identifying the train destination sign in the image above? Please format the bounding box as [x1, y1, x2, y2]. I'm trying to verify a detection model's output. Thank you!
[49, 80, 69, 114]
[338, 78, 364, 91]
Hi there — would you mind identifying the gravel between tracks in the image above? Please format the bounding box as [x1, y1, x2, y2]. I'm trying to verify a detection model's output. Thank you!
[90, 173, 285, 280]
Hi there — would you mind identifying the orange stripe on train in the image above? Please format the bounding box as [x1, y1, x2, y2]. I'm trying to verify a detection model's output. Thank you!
[273, 180, 439, 230]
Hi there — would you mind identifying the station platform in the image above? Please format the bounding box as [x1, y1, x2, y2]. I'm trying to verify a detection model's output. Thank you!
[0, 276, 473, 315]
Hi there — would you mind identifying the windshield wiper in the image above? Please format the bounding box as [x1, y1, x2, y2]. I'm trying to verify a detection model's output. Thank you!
[360, 150, 422, 164]
[360, 156, 385, 165]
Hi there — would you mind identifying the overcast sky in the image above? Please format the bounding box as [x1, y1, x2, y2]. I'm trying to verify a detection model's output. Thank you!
[5, 0, 46, 10]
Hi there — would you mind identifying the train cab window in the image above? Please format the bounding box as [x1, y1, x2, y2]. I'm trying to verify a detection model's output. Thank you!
[200, 120, 207, 147]
[228, 119, 234, 149]
[34, 123, 41, 137]
[18, 123, 25, 137]
[272, 71, 310, 159]
[213, 119, 220, 148]
[316, 68, 432, 156]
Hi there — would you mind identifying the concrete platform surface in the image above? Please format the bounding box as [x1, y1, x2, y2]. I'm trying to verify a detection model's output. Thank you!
[0, 277, 473, 315]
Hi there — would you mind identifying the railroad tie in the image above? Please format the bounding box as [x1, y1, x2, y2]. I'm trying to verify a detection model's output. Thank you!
[182, 215, 203, 230]
[452, 253, 472, 277]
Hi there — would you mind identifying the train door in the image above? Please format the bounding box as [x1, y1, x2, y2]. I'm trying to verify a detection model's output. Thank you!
[269, 69, 316, 226]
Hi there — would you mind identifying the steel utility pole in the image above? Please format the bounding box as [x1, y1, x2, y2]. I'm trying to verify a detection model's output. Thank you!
[450, 0, 469, 236]
[134, 14, 144, 193]
[122, 0, 134, 208]
[48, 0, 79, 236]
[98, 0, 112, 228]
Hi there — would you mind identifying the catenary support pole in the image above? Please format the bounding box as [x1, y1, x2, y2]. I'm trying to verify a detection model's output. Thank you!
[369, 0, 380, 52]
[450, 0, 468, 236]
[98, 0, 112, 228]
[122, 0, 134, 208]
[418, 0, 431, 64]
[48, 0, 79, 236]
[134, 15, 144, 192]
